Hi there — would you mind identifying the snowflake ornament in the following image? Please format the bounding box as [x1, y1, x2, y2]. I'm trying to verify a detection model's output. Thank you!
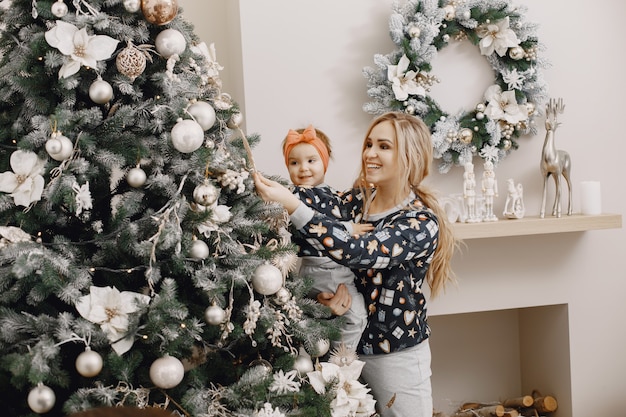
[73, 181, 93, 216]
[269, 369, 301, 395]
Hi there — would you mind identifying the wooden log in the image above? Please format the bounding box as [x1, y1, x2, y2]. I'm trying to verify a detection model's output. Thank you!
[502, 409, 520, 417]
[533, 395, 558, 413]
[455, 405, 505, 417]
[502, 395, 534, 408]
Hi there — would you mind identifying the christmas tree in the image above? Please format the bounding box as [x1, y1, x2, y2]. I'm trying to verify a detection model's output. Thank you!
[0, 1, 377, 416]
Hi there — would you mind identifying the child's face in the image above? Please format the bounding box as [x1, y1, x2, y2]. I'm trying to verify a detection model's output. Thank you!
[286, 143, 325, 187]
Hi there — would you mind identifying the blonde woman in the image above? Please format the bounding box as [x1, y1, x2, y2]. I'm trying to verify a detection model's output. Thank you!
[254, 112, 456, 417]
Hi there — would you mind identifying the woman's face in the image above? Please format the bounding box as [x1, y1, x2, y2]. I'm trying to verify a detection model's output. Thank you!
[362, 120, 398, 189]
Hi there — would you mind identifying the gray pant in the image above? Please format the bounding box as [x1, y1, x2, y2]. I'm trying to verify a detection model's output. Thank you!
[300, 257, 367, 351]
[360, 340, 433, 417]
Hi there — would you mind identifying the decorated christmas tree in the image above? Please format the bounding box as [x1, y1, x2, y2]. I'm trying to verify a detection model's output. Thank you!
[0, 1, 377, 416]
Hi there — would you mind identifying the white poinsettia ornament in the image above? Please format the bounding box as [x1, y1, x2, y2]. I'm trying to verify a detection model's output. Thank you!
[483, 85, 528, 124]
[75, 285, 151, 354]
[45, 21, 119, 79]
[0, 150, 45, 207]
[477, 17, 520, 57]
[387, 54, 425, 101]
[307, 344, 377, 417]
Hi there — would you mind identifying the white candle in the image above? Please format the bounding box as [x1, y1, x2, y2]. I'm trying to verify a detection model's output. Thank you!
[580, 181, 602, 215]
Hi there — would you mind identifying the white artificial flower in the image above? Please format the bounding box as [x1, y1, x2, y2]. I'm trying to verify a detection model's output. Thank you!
[0, 226, 32, 249]
[269, 369, 301, 395]
[307, 359, 376, 417]
[477, 17, 520, 57]
[45, 20, 119, 78]
[254, 403, 286, 417]
[73, 180, 93, 216]
[387, 54, 426, 101]
[196, 204, 232, 237]
[483, 84, 528, 124]
[0, 150, 45, 207]
[75, 286, 151, 354]
[190, 41, 223, 80]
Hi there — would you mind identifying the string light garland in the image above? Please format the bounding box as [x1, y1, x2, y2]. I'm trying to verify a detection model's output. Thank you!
[363, 0, 550, 173]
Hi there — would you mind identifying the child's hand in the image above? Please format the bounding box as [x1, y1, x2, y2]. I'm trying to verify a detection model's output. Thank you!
[351, 222, 374, 237]
[253, 172, 301, 214]
[317, 283, 351, 316]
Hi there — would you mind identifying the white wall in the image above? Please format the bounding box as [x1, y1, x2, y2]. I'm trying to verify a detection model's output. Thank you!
[180, 1, 626, 415]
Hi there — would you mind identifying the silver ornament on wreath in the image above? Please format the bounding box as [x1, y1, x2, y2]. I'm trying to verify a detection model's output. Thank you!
[141, 0, 178, 26]
[306, 338, 330, 358]
[75, 347, 104, 377]
[116, 42, 148, 80]
[149, 355, 185, 389]
[251, 263, 283, 296]
[27, 383, 56, 414]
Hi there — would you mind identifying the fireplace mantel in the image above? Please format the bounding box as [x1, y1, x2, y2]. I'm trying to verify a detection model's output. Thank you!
[452, 213, 622, 240]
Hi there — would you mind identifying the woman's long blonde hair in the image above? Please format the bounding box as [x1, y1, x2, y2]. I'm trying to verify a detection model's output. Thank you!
[356, 112, 457, 298]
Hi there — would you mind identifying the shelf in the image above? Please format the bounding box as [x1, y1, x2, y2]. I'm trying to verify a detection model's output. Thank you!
[452, 213, 622, 240]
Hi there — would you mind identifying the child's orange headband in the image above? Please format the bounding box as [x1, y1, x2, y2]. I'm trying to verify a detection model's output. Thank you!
[283, 125, 330, 172]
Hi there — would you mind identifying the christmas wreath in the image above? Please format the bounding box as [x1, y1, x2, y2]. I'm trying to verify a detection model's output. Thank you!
[363, 0, 550, 173]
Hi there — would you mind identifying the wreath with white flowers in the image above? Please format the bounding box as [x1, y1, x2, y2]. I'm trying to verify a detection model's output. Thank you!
[363, 0, 550, 173]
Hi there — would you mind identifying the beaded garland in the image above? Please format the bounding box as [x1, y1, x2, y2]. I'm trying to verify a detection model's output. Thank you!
[363, 0, 550, 173]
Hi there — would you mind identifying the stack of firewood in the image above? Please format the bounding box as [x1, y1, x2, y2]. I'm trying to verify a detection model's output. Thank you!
[451, 391, 558, 417]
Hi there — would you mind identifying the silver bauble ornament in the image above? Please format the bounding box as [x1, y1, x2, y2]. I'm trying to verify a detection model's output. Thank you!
[459, 128, 473, 144]
[116, 43, 147, 80]
[123, 0, 141, 12]
[306, 338, 330, 358]
[193, 180, 218, 206]
[502, 138, 512, 151]
[204, 303, 226, 325]
[75, 347, 103, 377]
[293, 346, 314, 374]
[149, 355, 185, 389]
[187, 101, 216, 131]
[249, 358, 273, 375]
[51, 0, 68, 17]
[155, 28, 186, 59]
[251, 263, 283, 295]
[508, 46, 525, 60]
[45, 133, 73, 161]
[141, 0, 178, 25]
[127, 166, 147, 188]
[89, 79, 114, 104]
[190, 238, 210, 260]
[274, 287, 291, 305]
[227, 112, 243, 129]
[28, 383, 56, 414]
[526, 102, 536, 116]
[170, 119, 204, 153]
[475, 103, 486, 113]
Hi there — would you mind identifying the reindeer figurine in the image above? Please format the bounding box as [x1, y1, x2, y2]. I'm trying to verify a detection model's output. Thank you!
[540, 98, 572, 218]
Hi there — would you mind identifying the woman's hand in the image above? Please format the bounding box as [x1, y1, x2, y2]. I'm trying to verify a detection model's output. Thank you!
[253, 172, 301, 214]
[317, 283, 352, 316]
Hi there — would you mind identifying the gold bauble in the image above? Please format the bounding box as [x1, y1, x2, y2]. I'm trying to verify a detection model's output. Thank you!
[508, 46, 525, 60]
[459, 128, 473, 144]
[116, 43, 147, 80]
[141, 0, 178, 25]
